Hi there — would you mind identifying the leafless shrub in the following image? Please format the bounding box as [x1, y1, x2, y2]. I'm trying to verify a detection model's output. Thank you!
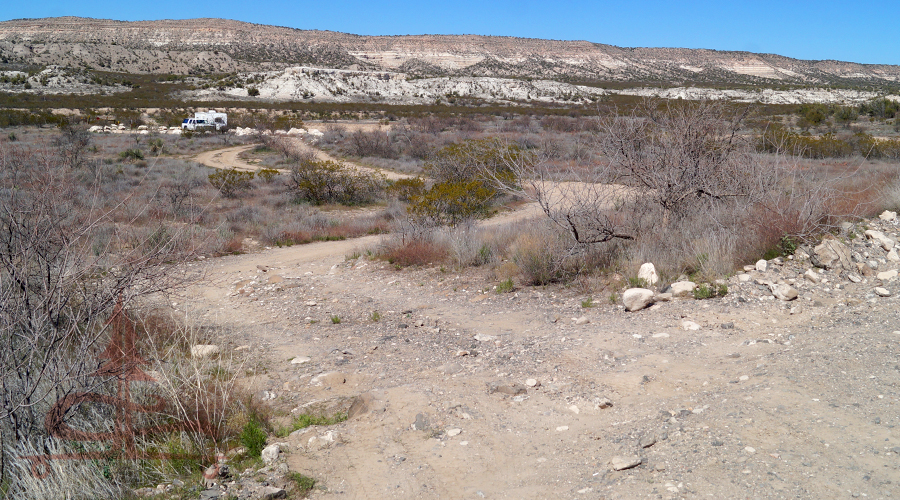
[0, 141, 192, 487]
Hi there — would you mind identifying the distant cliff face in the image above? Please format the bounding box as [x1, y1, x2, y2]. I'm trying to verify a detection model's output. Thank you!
[1, 17, 899, 88]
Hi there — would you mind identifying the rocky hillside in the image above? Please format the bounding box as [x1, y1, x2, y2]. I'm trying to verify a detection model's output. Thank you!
[2, 17, 900, 88]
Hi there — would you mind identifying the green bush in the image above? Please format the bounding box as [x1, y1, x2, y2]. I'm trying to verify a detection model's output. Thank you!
[387, 177, 426, 202]
[118, 148, 144, 161]
[692, 283, 728, 300]
[239, 419, 267, 458]
[288, 158, 383, 205]
[496, 278, 515, 294]
[247, 87, 260, 97]
[257, 167, 279, 182]
[407, 180, 496, 227]
[208, 168, 255, 198]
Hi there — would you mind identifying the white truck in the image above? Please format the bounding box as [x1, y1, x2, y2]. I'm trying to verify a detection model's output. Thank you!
[181, 110, 228, 131]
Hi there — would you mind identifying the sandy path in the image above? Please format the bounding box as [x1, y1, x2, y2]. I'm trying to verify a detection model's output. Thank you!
[179, 129, 900, 500]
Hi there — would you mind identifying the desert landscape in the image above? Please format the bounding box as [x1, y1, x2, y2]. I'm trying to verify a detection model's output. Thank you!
[2, 15, 900, 500]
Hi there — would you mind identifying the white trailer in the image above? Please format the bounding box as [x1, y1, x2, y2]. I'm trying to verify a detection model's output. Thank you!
[181, 110, 228, 131]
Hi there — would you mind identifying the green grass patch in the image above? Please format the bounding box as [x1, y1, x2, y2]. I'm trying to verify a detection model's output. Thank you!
[276, 412, 348, 438]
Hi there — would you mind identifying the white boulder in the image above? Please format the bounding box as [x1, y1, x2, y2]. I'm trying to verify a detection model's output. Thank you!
[637, 263, 659, 285]
[622, 288, 654, 312]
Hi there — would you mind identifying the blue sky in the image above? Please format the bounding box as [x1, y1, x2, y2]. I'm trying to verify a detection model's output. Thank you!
[3, 1, 898, 65]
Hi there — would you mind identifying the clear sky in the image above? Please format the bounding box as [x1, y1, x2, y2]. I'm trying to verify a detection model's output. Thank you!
[2, 0, 898, 65]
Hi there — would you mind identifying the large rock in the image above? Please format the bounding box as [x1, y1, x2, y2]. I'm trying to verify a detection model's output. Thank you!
[770, 283, 799, 301]
[637, 263, 659, 285]
[888, 248, 900, 262]
[669, 281, 697, 298]
[865, 230, 895, 251]
[261, 444, 280, 465]
[877, 269, 898, 281]
[879, 210, 898, 222]
[610, 455, 642, 471]
[622, 288, 654, 311]
[811, 236, 852, 270]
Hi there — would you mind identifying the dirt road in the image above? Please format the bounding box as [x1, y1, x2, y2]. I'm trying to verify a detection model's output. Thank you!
[181, 130, 900, 499]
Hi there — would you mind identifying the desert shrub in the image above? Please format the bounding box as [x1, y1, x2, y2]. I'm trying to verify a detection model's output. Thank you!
[345, 130, 396, 158]
[240, 419, 267, 458]
[53, 125, 92, 168]
[386, 177, 426, 202]
[511, 225, 576, 285]
[247, 87, 260, 97]
[119, 148, 145, 161]
[257, 167, 280, 182]
[0, 141, 209, 495]
[859, 97, 900, 119]
[377, 237, 449, 267]
[208, 168, 255, 198]
[407, 180, 496, 227]
[287, 158, 384, 206]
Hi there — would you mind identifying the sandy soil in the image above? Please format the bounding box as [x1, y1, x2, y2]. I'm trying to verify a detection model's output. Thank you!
[180, 137, 900, 500]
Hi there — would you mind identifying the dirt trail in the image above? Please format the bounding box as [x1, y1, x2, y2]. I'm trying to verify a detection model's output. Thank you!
[180, 131, 900, 500]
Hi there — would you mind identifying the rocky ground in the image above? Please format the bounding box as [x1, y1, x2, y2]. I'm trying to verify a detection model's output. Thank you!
[156, 207, 900, 499]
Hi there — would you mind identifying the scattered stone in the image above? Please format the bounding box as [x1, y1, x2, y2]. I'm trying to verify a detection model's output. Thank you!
[669, 281, 697, 298]
[847, 273, 862, 283]
[857, 263, 875, 277]
[473, 334, 495, 342]
[738, 274, 751, 282]
[556, 426, 569, 432]
[305, 300, 318, 306]
[755, 259, 768, 272]
[639, 434, 657, 448]
[880, 210, 898, 222]
[455, 350, 470, 357]
[290, 356, 311, 365]
[573, 316, 590, 325]
[651, 332, 670, 338]
[875, 287, 892, 297]
[889, 248, 900, 263]
[348, 393, 375, 419]
[739, 375, 750, 381]
[720, 322, 735, 329]
[267, 275, 284, 284]
[437, 362, 463, 375]
[260, 486, 286, 500]
[681, 320, 701, 331]
[568, 404, 580, 414]
[524, 378, 540, 387]
[744, 446, 756, 454]
[310, 371, 347, 386]
[190, 345, 220, 358]
[622, 288, 654, 311]
[256, 265, 269, 272]
[803, 269, 821, 283]
[308, 430, 341, 450]
[447, 428, 462, 437]
[877, 269, 898, 281]
[653, 292, 672, 302]
[811, 236, 853, 270]
[865, 230, 896, 251]
[638, 262, 659, 285]
[770, 283, 799, 301]
[412, 413, 429, 431]
[595, 397, 613, 409]
[261, 444, 280, 465]
[488, 382, 527, 396]
[610, 456, 642, 471]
